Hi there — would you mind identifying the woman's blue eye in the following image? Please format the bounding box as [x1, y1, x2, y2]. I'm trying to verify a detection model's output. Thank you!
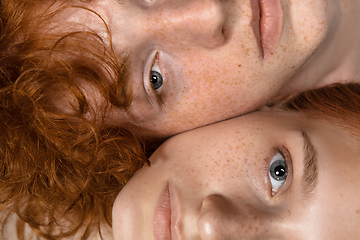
[269, 152, 287, 194]
[150, 70, 163, 91]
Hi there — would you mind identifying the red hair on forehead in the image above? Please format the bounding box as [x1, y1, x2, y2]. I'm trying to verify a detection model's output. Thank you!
[282, 83, 360, 134]
[0, 0, 147, 239]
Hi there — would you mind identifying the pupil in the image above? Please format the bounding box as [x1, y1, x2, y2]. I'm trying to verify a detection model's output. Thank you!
[275, 165, 286, 177]
[150, 75, 158, 84]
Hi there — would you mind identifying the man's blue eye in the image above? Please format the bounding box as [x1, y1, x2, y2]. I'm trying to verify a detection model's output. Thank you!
[269, 152, 287, 194]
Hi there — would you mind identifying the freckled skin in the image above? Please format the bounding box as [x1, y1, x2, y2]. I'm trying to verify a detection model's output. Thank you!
[113, 111, 360, 239]
[62, 0, 360, 138]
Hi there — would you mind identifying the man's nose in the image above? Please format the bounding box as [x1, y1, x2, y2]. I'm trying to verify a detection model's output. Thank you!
[145, 0, 227, 49]
[197, 194, 264, 239]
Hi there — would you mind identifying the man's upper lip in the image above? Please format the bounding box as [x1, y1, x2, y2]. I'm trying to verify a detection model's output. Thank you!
[154, 184, 171, 240]
[259, 0, 283, 58]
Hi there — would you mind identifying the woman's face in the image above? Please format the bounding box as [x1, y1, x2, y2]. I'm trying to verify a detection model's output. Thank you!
[112, 110, 360, 239]
[68, 0, 340, 136]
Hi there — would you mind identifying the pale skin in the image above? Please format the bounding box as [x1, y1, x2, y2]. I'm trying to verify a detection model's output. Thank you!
[43, 0, 360, 237]
[112, 109, 360, 239]
[58, 0, 360, 137]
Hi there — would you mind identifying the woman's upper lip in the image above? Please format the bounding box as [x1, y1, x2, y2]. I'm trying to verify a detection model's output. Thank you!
[154, 184, 172, 240]
[259, 0, 283, 59]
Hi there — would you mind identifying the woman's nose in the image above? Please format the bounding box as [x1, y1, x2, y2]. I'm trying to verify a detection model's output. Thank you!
[145, 0, 227, 49]
[197, 194, 263, 239]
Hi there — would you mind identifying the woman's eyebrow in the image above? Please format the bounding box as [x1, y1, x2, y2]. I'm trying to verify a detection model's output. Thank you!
[300, 130, 318, 196]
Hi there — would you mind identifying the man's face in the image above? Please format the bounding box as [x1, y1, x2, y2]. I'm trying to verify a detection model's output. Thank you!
[112, 110, 360, 239]
[66, 0, 338, 137]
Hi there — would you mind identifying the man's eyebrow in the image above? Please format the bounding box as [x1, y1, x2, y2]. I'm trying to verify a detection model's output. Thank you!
[301, 130, 318, 196]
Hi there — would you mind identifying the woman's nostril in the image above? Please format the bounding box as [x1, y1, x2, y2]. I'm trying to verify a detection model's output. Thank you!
[201, 195, 214, 209]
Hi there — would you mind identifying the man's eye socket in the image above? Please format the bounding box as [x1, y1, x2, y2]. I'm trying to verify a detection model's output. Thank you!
[269, 151, 288, 194]
[150, 70, 163, 91]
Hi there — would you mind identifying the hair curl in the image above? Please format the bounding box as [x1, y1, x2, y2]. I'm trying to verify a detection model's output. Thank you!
[0, 0, 148, 239]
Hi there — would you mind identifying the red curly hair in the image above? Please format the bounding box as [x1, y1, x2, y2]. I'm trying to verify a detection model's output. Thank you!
[0, 0, 148, 239]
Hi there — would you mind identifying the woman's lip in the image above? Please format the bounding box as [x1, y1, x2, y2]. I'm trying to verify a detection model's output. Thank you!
[170, 184, 181, 240]
[259, 0, 283, 59]
[154, 184, 172, 240]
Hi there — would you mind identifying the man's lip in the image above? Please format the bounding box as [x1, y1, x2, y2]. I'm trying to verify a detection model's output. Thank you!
[154, 184, 172, 240]
[259, 0, 283, 59]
